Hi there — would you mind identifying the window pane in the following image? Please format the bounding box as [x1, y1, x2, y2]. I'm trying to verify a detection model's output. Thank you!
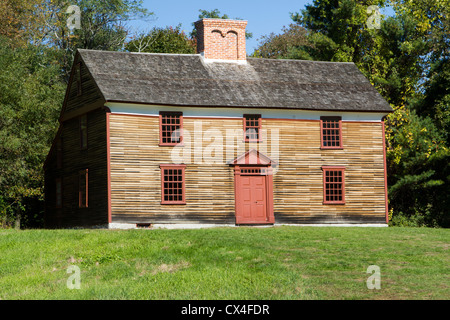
[161, 113, 182, 144]
[162, 167, 185, 203]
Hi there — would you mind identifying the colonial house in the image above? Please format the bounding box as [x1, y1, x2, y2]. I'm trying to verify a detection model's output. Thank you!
[43, 19, 393, 229]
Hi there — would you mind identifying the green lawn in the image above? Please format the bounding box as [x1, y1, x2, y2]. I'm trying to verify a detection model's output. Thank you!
[0, 226, 448, 300]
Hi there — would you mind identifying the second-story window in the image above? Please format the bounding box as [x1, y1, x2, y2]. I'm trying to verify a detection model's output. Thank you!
[79, 114, 88, 150]
[56, 136, 63, 169]
[159, 111, 183, 146]
[244, 114, 262, 142]
[320, 116, 342, 149]
[76, 62, 82, 96]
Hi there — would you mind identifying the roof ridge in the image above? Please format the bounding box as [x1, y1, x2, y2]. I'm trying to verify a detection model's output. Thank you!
[78, 49, 201, 58]
[247, 56, 355, 65]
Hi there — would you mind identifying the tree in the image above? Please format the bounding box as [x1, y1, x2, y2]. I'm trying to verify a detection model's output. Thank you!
[282, 0, 449, 227]
[385, 107, 449, 227]
[292, 0, 390, 62]
[0, 0, 44, 47]
[251, 24, 314, 60]
[35, 0, 153, 81]
[126, 25, 196, 54]
[0, 37, 66, 227]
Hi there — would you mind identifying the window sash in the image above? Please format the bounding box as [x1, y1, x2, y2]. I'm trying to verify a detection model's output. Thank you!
[160, 164, 186, 204]
[79, 169, 88, 208]
[322, 166, 345, 204]
[55, 178, 62, 208]
[79, 114, 88, 149]
[56, 137, 63, 169]
[76, 62, 82, 96]
[320, 117, 342, 149]
[159, 112, 183, 146]
[244, 114, 262, 142]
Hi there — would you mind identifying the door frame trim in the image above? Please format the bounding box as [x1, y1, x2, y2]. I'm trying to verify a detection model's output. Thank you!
[233, 165, 275, 225]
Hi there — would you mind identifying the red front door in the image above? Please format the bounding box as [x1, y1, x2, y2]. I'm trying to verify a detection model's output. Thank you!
[235, 169, 274, 224]
[241, 175, 266, 223]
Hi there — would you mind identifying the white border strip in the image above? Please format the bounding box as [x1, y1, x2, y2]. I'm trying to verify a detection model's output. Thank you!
[105, 102, 387, 122]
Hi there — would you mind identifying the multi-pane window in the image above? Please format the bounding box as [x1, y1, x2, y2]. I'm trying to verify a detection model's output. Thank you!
[55, 178, 62, 208]
[159, 112, 183, 146]
[76, 62, 82, 96]
[320, 116, 342, 149]
[56, 136, 63, 169]
[79, 169, 88, 208]
[160, 164, 186, 204]
[243, 114, 262, 142]
[322, 166, 345, 204]
[79, 114, 88, 149]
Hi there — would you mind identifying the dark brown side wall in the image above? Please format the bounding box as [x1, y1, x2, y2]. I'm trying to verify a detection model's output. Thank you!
[44, 108, 108, 228]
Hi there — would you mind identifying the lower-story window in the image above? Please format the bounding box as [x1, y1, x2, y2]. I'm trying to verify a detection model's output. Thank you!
[322, 166, 345, 204]
[160, 164, 186, 204]
[79, 169, 88, 208]
[56, 178, 62, 208]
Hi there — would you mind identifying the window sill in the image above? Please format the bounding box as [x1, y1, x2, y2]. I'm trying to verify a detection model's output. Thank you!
[161, 202, 186, 205]
[323, 202, 346, 205]
[320, 147, 344, 150]
[159, 143, 184, 147]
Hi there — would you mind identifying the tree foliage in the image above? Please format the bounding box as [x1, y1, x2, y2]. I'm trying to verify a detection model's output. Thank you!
[254, 0, 450, 227]
[0, 37, 66, 227]
[33, 0, 153, 81]
[0, 0, 151, 227]
[126, 25, 196, 54]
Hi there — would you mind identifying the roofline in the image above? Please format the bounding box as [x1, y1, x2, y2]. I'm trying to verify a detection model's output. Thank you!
[77, 49, 356, 65]
[246, 57, 356, 65]
[104, 99, 394, 114]
[77, 48, 202, 58]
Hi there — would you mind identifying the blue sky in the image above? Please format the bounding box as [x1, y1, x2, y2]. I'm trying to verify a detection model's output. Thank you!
[130, 0, 394, 54]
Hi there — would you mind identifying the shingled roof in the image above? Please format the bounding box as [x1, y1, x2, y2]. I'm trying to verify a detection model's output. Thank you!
[77, 49, 393, 113]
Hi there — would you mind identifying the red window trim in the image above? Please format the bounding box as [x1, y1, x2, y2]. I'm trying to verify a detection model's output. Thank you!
[320, 116, 343, 149]
[79, 114, 88, 150]
[160, 164, 186, 205]
[243, 114, 262, 142]
[55, 178, 62, 209]
[159, 111, 183, 146]
[79, 169, 88, 208]
[321, 166, 346, 205]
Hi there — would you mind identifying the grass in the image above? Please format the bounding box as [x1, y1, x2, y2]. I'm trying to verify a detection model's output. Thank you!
[0, 226, 448, 300]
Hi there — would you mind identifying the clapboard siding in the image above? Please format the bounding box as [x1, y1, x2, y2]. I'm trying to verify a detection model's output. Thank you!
[109, 114, 386, 224]
[64, 54, 105, 114]
[45, 108, 108, 227]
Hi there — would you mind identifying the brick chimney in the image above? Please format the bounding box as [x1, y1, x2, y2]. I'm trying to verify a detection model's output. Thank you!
[194, 19, 247, 62]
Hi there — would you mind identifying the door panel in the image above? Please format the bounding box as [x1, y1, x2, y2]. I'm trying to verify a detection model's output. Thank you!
[237, 175, 267, 224]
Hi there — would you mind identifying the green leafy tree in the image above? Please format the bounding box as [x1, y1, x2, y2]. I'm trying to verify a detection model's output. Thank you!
[251, 24, 314, 60]
[259, 0, 449, 227]
[0, 37, 66, 227]
[126, 25, 196, 54]
[292, 0, 390, 62]
[385, 107, 449, 227]
[36, 0, 153, 80]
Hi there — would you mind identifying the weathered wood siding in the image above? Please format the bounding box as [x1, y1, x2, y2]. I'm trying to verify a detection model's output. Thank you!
[45, 108, 108, 228]
[63, 55, 105, 115]
[268, 119, 386, 224]
[109, 114, 386, 224]
[109, 115, 237, 224]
